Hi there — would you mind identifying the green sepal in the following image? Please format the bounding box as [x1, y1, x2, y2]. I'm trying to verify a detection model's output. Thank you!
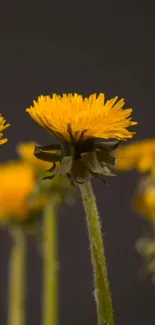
[71, 159, 90, 183]
[81, 152, 103, 174]
[42, 174, 56, 181]
[45, 163, 57, 173]
[95, 148, 115, 166]
[56, 156, 73, 175]
[94, 139, 121, 151]
[89, 171, 108, 185]
[34, 144, 62, 162]
[100, 164, 116, 176]
[81, 151, 116, 178]
[35, 144, 61, 151]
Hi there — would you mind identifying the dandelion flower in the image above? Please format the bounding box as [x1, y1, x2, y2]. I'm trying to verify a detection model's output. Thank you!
[26, 93, 137, 184]
[26, 93, 137, 323]
[0, 162, 44, 221]
[133, 176, 155, 220]
[115, 139, 155, 173]
[0, 114, 10, 145]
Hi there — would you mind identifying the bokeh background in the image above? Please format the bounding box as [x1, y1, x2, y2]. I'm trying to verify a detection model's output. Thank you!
[0, 1, 155, 324]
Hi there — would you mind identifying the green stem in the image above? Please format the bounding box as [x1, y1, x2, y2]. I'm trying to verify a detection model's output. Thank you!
[42, 200, 58, 325]
[8, 228, 26, 325]
[79, 181, 114, 325]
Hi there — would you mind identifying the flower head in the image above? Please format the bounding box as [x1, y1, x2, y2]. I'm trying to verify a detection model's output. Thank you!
[0, 162, 43, 222]
[0, 114, 10, 145]
[133, 176, 155, 220]
[27, 93, 137, 142]
[26, 93, 137, 185]
[115, 139, 155, 173]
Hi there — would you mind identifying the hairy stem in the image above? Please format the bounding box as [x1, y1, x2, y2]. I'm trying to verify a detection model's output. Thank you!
[79, 181, 114, 325]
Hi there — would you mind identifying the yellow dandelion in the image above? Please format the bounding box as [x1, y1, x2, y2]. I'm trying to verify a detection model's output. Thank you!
[26, 93, 137, 142]
[133, 176, 155, 220]
[0, 162, 43, 221]
[26, 93, 137, 185]
[0, 114, 10, 145]
[115, 139, 155, 173]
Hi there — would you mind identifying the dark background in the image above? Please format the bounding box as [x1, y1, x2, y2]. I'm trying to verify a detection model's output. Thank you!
[0, 1, 155, 324]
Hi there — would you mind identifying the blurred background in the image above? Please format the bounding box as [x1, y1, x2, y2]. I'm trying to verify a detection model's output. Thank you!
[0, 1, 155, 324]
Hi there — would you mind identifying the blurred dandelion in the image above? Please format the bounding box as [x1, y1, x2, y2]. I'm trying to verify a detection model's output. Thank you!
[27, 92, 137, 325]
[0, 114, 10, 145]
[17, 141, 75, 325]
[115, 138, 155, 283]
[133, 176, 155, 220]
[0, 162, 43, 222]
[0, 162, 45, 325]
[133, 176, 155, 282]
[0, 147, 74, 325]
[115, 138, 155, 173]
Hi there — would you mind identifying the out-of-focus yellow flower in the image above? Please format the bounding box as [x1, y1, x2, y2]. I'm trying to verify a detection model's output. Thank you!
[0, 162, 44, 221]
[115, 139, 155, 173]
[26, 93, 137, 184]
[0, 114, 10, 145]
[26, 93, 137, 141]
[17, 142, 52, 170]
[133, 176, 155, 220]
